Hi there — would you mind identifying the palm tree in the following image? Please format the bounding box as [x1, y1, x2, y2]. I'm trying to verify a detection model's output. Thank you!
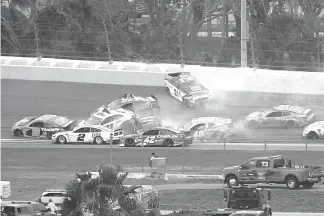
[62, 163, 158, 216]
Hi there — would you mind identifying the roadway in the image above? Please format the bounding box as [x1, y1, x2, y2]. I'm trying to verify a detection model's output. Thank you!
[2, 79, 324, 143]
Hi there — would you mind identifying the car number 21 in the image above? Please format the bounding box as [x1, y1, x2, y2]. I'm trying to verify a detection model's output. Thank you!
[143, 136, 155, 144]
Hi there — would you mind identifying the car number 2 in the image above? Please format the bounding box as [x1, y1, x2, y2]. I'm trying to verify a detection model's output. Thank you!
[77, 134, 85, 141]
[143, 136, 155, 144]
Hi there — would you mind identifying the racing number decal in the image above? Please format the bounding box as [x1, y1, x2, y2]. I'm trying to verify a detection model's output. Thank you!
[92, 133, 101, 138]
[77, 134, 85, 141]
[173, 88, 180, 97]
[261, 161, 269, 167]
[143, 136, 156, 144]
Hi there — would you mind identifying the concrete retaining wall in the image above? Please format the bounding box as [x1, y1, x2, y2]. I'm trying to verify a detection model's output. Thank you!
[1, 56, 324, 94]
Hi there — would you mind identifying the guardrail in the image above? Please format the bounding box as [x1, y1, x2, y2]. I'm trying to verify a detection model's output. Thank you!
[1, 56, 324, 94]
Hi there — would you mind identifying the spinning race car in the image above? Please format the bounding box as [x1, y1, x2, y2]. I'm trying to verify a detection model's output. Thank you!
[11, 115, 81, 139]
[52, 125, 116, 144]
[164, 72, 212, 107]
[82, 106, 141, 132]
[182, 116, 235, 141]
[244, 104, 316, 129]
[105, 93, 161, 129]
[119, 126, 193, 147]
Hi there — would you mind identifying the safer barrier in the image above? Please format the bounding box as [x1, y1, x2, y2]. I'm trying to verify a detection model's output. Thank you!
[1, 56, 324, 94]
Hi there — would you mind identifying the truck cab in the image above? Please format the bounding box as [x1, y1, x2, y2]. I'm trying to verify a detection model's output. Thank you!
[223, 155, 323, 189]
[203, 186, 272, 216]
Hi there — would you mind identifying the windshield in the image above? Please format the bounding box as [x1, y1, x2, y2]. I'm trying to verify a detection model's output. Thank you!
[85, 115, 103, 125]
[52, 117, 70, 126]
[290, 106, 305, 114]
[191, 91, 209, 98]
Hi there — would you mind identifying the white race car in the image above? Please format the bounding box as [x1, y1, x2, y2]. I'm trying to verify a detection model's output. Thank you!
[164, 72, 212, 107]
[82, 106, 141, 132]
[52, 125, 117, 144]
[303, 121, 324, 139]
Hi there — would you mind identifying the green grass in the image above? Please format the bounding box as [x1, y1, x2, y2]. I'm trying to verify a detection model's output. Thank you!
[159, 189, 324, 213]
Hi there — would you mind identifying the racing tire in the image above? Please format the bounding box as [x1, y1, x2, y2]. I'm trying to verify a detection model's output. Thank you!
[285, 176, 299, 189]
[247, 121, 258, 129]
[57, 135, 67, 144]
[163, 138, 174, 147]
[225, 175, 239, 188]
[94, 136, 104, 145]
[285, 120, 296, 128]
[125, 138, 135, 147]
[301, 182, 314, 188]
[307, 131, 319, 139]
[14, 129, 23, 136]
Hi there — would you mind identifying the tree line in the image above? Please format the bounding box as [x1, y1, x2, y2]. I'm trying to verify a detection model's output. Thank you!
[1, 0, 323, 71]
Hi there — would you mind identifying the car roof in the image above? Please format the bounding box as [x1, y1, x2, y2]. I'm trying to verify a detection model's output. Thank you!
[35, 115, 59, 122]
[249, 155, 283, 160]
[150, 126, 179, 133]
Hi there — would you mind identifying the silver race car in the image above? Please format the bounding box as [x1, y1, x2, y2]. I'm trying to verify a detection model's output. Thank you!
[182, 116, 235, 141]
[11, 115, 81, 139]
[245, 105, 316, 129]
[164, 72, 212, 107]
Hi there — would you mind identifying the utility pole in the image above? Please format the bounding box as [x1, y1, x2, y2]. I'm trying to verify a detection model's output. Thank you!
[241, 0, 248, 67]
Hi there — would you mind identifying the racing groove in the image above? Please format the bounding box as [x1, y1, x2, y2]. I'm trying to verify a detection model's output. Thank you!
[2, 79, 324, 143]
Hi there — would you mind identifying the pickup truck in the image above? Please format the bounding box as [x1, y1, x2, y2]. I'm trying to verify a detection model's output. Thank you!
[222, 155, 323, 189]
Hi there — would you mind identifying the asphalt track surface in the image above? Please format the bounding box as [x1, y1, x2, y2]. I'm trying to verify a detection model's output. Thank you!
[2, 79, 324, 143]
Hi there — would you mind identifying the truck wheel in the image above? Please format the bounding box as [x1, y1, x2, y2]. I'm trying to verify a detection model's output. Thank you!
[226, 175, 239, 188]
[286, 176, 299, 189]
[301, 182, 314, 188]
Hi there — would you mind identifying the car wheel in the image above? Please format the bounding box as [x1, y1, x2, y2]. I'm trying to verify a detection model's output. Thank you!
[286, 176, 299, 189]
[301, 182, 314, 188]
[226, 175, 239, 188]
[57, 135, 66, 144]
[94, 136, 104, 145]
[285, 120, 296, 128]
[125, 138, 135, 147]
[14, 129, 23, 136]
[308, 131, 318, 139]
[163, 138, 174, 147]
[247, 121, 258, 129]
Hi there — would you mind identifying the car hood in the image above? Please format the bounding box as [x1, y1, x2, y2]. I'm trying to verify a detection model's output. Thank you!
[223, 165, 241, 171]
[246, 111, 263, 119]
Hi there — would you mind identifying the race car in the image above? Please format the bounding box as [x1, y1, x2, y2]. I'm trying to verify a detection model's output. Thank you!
[52, 125, 118, 144]
[11, 115, 81, 139]
[302, 121, 324, 139]
[82, 106, 141, 132]
[164, 72, 212, 107]
[182, 116, 235, 141]
[106, 93, 161, 129]
[119, 126, 193, 147]
[244, 105, 316, 129]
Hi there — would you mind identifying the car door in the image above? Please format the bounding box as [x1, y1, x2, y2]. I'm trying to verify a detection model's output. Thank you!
[26, 122, 45, 137]
[142, 129, 159, 146]
[254, 159, 271, 182]
[189, 123, 206, 139]
[89, 127, 104, 141]
[263, 111, 283, 127]
[69, 127, 90, 142]
[238, 159, 259, 182]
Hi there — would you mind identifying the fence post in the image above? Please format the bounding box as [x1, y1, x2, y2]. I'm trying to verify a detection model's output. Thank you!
[223, 139, 226, 153]
[264, 137, 267, 156]
[141, 142, 144, 173]
[182, 142, 185, 174]
[305, 139, 308, 155]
